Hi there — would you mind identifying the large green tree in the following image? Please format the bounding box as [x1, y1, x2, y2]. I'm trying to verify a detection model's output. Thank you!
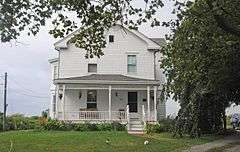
[161, 0, 240, 137]
[0, 0, 163, 58]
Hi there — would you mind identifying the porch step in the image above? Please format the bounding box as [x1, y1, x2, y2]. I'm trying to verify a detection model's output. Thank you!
[130, 124, 143, 129]
[130, 121, 142, 125]
[128, 130, 144, 135]
[128, 119, 144, 134]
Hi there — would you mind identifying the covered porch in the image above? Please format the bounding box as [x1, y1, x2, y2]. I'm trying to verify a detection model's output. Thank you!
[53, 74, 160, 123]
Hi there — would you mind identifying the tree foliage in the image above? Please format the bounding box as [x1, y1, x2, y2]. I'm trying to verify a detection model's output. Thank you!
[0, 0, 163, 58]
[161, 0, 240, 137]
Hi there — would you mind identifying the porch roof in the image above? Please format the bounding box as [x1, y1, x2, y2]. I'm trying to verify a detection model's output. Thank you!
[54, 74, 159, 85]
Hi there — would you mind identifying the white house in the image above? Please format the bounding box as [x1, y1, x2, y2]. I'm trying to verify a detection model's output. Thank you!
[49, 25, 166, 133]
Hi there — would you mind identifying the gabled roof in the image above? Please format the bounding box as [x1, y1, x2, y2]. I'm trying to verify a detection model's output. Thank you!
[54, 74, 159, 85]
[54, 24, 164, 50]
[150, 38, 166, 46]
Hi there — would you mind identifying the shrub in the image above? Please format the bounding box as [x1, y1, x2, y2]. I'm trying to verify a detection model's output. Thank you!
[146, 117, 175, 134]
[74, 123, 89, 131]
[5, 114, 38, 131]
[41, 119, 61, 130]
[97, 123, 113, 131]
[146, 123, 164, 134]
[111, 121, 126, 131]
[37, 119, 126, 132]
[158, 117, 175, 132]
[85, 123, 98, 131]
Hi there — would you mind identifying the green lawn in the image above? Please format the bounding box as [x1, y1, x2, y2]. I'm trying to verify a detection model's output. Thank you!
[0, 131, 216, 152]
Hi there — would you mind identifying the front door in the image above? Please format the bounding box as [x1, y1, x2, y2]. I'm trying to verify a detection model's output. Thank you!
[128, 92, 138, 113]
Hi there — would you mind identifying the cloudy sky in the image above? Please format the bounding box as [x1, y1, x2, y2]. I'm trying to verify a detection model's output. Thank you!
[0, 0, 214, 116]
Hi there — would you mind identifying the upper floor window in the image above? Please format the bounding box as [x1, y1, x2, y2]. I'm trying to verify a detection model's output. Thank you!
[127, 55, 137, 74]
[53, 66, 58, 79]
[109, 35, 114, 43]
[88, 64, 97, 73]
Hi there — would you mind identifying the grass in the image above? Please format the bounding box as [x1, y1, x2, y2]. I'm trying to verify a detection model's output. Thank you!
[0, 131, 216, 152]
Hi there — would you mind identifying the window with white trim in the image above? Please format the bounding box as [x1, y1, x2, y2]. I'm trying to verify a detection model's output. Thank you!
[87, 90, 97, 109]
[53, 66, 58, 79]
[127, 55, 137, 74]
[52, 95, 56, 113]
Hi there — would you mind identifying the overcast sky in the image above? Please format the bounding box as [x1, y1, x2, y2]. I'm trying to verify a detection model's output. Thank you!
[0, 1, 238, 116]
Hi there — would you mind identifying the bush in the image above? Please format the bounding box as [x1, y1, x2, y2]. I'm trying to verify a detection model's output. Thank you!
[4, 114, 39, 131]
[146, 117, 175, 134]
[97, 123, 113, 131]
[0, 113, 126, 132]
[111, 121, 126, 131]
[158, 117, 175, 132]
[38, 119, 126, 132]
[74, 123, 89, 131]
[146, 123, 164, 134]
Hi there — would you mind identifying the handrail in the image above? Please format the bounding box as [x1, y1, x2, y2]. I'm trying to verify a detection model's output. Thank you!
[126, 105, 130, 130]
[142, 105, 146, 126]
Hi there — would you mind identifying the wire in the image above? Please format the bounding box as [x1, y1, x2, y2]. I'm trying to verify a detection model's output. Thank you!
[9, 88, 50, 99]
[10, 91, 50, 99]
[8, 76, 47, 95]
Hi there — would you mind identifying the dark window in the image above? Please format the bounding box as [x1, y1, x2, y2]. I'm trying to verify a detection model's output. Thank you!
[87, 90, 97, 109]
[109, 35, 114, 42]
[52, 95, 56, 112]
[88, 64, 97, 73]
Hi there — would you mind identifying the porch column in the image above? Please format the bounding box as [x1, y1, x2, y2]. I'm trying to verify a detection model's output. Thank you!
[154, 86, 157, 122]
[108, 85, 112, 121]
[55, 85, 59, 119]
[62, 85, 66, 121]
[147, 86, 150, 121]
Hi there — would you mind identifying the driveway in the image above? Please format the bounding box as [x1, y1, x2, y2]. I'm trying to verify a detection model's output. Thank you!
[183, 135, 240, 152]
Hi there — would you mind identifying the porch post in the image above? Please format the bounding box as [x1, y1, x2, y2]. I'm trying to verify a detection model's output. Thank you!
[62, 85, 66, 121]
[108, 85, 112, 121]
[147, 86, 150, 121]
[55, 85, 59, 119]
[154, 86, 157, 122]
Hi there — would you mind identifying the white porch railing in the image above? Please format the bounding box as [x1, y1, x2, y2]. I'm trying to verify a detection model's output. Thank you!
[57, 111, 127, 122]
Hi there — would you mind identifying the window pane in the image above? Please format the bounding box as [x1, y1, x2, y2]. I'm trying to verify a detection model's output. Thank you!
[87, 103, 97, 109]
[127, 55, 137, 73]
[109, 35, 114, 42]
[88, 64, 97, 73]
[127, 55, 136, 65]
[53, 66, 58, 79]
[128, 65, 137, 73]
[87, 90, 97, 103]
[53, 95, 56, 112]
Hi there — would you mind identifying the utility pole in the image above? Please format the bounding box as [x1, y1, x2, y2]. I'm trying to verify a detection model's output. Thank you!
[3, 72, 7, 131]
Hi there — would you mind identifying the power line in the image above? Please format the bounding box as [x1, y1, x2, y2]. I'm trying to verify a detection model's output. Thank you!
[8, 76, 47, 95]
[9, 89, 50, 99]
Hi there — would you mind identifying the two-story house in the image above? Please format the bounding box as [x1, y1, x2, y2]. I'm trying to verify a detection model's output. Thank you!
[49, 25, 166, 133]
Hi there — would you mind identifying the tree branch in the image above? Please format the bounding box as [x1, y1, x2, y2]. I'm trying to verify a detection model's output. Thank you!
[206, 0, 240, 37]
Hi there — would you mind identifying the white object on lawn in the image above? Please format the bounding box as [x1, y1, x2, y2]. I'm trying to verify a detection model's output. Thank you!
[144, 140, 149, 145]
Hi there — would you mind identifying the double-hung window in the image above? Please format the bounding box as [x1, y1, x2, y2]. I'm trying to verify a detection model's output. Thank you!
[127, 55, 137, 74]
[53, 66, 58, 79]
[87, 90, 97, 109]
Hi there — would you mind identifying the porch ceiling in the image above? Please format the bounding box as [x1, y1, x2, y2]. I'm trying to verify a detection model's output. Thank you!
[54, 74, 159, 85]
